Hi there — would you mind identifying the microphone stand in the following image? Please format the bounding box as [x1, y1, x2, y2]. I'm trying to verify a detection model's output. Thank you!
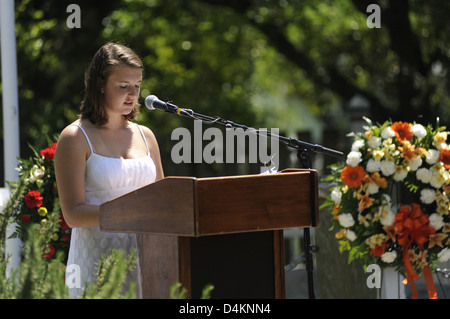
[165, 103, 344, 299]
[172, 105, 344, 159]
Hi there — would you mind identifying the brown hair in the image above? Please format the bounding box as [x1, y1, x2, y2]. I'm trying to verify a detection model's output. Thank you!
[80, 43, 143, 125]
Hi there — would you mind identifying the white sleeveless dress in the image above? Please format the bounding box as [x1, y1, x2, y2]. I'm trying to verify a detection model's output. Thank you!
[65, 124, 156, 299]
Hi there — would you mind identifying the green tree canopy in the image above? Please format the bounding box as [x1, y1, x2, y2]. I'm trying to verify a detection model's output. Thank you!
[1, 0, 449, 180]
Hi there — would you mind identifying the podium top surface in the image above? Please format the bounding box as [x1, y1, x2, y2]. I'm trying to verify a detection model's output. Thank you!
[100, 169, 319, 236]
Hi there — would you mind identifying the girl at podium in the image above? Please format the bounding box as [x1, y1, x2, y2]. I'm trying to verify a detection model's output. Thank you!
[55, 42, 164, 298]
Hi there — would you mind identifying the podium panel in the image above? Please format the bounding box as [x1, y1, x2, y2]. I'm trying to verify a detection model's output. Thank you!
[189, 231, 283, 299]
[100, 169, 318, 298]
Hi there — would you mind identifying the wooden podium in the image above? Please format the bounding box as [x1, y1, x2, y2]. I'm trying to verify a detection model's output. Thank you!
[99, 169, 318, 299]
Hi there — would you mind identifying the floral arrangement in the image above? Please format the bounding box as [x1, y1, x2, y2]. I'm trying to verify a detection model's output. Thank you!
[8, 141, 71, 262]
[323, 117, 450, 299]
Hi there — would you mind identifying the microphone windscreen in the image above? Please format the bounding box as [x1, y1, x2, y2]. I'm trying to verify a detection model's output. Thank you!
[144, 95, 158, 110]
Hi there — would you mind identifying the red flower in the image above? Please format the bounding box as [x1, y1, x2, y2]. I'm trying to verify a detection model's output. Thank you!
[341, 165, 366, 188]
[40, 143, 57, 160]
[391, 122, 413, 142]
[439, 148, 450, 170]
[42, 243, 55, 260]
[20, 214, 30, 223]
[59, 213, 71, 230]
[370, 243, 388, 257]
[24, 190, 43, 209]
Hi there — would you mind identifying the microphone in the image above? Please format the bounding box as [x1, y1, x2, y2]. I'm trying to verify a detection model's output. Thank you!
[145, 95, 193, 117]
[145, 95, 177, 113]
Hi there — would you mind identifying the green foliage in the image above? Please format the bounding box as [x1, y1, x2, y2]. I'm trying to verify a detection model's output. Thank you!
[170, 282, 214, 299]
[0, 179, 27, 260]
[0, 213, 137, 299]
[1, 204, 211, 299]
[4, 214, 66, 299]
[81, 249, 137, 299]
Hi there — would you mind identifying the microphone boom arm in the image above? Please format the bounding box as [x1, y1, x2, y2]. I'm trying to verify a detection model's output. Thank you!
[147, 96, 344, 158]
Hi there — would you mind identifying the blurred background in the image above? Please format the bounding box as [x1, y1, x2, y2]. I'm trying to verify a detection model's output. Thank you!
[1, 0, 449, 298]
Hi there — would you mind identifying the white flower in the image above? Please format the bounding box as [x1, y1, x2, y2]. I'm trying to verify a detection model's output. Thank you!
[346, 151, 362, 167]
[438, 248, 450, 262]
[27, 165, 46, 188]
[368, 136, 381, 149]
[379, 209, 395, 226]
[380, 160, 395, 176]
[346, 229, 356, 241]
[393, 166, 408, 181]
[429, 213, 444, 230]
[381, 127, 395, 139]
[381, 251, 397, 263]
[338, 213, 355, 228]
[351, 139, 365, 151]
[408, 157, 422, 171]
[331, 188, 342, 204]
[382, 193, 392, 204]
[366, 159, 381, 173]
[430, 167, 448, 189]
[426, 149, 440, 165]
[28, 165, 45, 182]
[365, 233, 386, 249]
[420, 188, 436, 204]
[366, 182, 379, 195]
[372, 149, 385, 160]
[433, 132, 448, 150]
[411, 124, 427, 140]
[416, 167, 431, 184]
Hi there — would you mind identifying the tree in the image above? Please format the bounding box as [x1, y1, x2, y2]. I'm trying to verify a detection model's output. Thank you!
[3, 0, 449, 180]
[198, 0, 450, 125]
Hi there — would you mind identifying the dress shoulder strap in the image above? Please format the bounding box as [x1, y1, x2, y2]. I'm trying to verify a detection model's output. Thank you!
[136, 124, 150, 155]
[70, 124, 94, 154]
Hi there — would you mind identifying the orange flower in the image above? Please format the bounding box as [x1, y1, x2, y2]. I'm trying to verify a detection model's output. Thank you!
[392, 121, 413, 141]
[383, 225, 397, 242]
[357, 191, 374, 212]
[371, 172, 388, 189]
[335, 230, 345, 239]
[398, 141, 417, 160]
[439, 148, 450, 169]
[428, 233, 449, 249]
[444, 224, 450, 233]
[443, 185, 450, 195]
[331, 204, 342, 217]
[341, 165, 366, 188]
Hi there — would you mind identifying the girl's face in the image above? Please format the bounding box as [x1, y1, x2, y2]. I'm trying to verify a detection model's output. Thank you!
[102, 66, 142, 118]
